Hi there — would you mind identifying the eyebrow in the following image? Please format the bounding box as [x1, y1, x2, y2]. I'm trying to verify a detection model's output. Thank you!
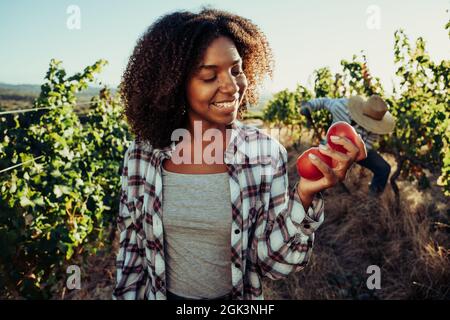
[198, 59, 242, 70]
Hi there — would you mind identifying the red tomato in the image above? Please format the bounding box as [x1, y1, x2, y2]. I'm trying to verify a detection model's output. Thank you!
[296, 147, 332, 181]
[326, 121, 358, 154]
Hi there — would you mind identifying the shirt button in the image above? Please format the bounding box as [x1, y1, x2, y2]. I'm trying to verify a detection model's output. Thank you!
[234, 229, 240, 234]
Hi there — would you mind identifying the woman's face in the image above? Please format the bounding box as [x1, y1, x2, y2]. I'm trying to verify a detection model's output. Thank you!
[186, 36, 248, 129]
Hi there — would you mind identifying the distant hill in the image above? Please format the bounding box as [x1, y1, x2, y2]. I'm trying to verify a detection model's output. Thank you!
[0, 83, 42, 95]
[0, 82, 117, 112]
[0, 82, 116, 97]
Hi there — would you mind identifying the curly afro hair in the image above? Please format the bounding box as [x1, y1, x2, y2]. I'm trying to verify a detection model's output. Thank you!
[121, 8, 274, 149]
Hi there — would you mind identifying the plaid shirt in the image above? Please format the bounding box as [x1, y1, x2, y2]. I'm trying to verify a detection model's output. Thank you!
[112, 120, 325, 300]
[304, 98, 379, 150]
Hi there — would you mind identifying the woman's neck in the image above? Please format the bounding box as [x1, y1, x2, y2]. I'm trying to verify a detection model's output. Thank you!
[185, 114, 231, 149]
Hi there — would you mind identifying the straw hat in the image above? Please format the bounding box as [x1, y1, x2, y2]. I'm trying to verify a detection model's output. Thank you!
[347, 95, 395, 134]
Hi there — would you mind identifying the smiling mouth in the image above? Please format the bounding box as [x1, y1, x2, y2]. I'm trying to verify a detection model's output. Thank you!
[211, 99, 238, 109]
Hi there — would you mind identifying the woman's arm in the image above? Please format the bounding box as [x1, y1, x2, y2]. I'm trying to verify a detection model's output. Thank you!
[249, 146, 324, 281]
[250, 134, 365, 280]
[112, 146, 148, 300]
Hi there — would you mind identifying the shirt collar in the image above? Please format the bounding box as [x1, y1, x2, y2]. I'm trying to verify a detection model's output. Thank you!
[153, 119, 247, 165]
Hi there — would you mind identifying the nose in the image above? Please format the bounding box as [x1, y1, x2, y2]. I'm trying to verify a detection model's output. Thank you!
[219, 72, 240, 96]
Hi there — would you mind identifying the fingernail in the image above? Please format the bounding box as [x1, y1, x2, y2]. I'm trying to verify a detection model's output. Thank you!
[330, 135, 340, 141]
[309, 153, 317, 160]
[319, 144, 328, 150]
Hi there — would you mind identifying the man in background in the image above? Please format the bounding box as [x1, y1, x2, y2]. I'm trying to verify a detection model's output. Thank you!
[300, 95, 396, 196]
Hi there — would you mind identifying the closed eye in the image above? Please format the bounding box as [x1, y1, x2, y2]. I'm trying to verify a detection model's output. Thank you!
[203, 76, 217, 82]
[203, 69, 243, 83]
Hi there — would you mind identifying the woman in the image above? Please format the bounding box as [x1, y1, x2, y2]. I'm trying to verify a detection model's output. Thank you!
[113, 8, 366, 300]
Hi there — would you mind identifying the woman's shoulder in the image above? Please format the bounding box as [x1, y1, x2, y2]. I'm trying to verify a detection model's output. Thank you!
[125, 138, 154, 157]
[122, 138, 157, 173]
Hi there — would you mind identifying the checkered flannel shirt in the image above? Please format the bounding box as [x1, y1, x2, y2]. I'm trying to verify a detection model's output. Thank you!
[113, 120, 324, 300]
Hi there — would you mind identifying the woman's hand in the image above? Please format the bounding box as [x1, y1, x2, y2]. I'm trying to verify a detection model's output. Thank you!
[297, 134, 367, 210]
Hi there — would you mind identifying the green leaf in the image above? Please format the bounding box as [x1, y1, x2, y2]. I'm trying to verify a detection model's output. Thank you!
[53, 185, 70, 198]
[20, 195, 34, 208]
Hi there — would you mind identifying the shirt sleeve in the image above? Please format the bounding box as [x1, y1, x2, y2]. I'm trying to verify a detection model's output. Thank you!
[365, 132, 379, 150]
[354, 125, 379, 151]
[304, 98, 334, 113]
[112, 146, 148, 300]
[251, 145, 325, 281]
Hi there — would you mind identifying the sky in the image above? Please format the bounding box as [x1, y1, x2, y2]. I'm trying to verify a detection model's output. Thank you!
[0, 0, 449, 94]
